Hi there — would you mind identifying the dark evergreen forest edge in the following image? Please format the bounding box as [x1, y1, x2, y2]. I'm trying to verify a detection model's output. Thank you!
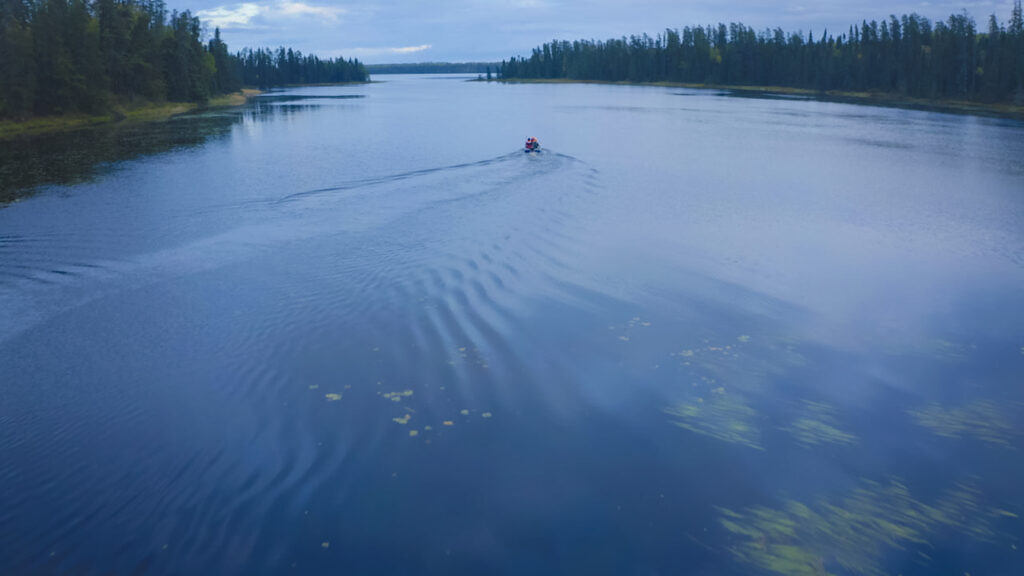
[0, 0, 368, 132]
[366, 62, 497, 74]
[500, 3, 1024, 112]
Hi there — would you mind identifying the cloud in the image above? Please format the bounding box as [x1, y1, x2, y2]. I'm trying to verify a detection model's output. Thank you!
[192, 0, 1024, 63]
[389, 44, 432, 53]
[278, 1, 345, 19]
[197, 3, 264, 29]
[338, 44, 433, 57]
[197, 1, 344, 30]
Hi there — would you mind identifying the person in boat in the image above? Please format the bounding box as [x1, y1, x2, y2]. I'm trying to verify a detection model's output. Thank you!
[525, 137, 540, 151]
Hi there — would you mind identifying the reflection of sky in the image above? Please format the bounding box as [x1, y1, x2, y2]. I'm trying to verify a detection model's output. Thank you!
[2, 78, 1023, 575]
[168, 0, 1023, 63]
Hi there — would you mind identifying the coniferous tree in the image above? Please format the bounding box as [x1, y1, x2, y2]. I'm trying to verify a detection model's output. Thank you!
[500, 6, 1024, 105]
[0, 0, 366, 120]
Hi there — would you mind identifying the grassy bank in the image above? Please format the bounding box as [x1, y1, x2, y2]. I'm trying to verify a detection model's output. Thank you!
[496, 78, 1024, 119]
[0, 89, 261, 141]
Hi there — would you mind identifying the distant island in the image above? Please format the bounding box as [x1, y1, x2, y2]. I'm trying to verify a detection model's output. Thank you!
[366, 62, 498, 74]
[499, 3, 1024, 110]
[0, 0, 367, 135]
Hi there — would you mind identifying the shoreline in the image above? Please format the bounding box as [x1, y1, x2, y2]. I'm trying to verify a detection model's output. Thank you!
[0, 89, 262, 141]
[495, 78, 1024, 120]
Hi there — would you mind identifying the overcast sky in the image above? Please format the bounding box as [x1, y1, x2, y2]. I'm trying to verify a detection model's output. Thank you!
[172, 0, 1021, 63]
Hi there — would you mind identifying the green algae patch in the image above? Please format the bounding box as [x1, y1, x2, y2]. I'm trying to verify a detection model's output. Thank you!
[610, 316, 652, 343]
[718, 479, 1018, 576]
[324, 393, 342, 402]
[382, 390, 414, 402]
[665, 391, 762, 450]
[785, 401, 858, 448]
[0, 89, 260, 141]
[909, 400, 1016, 448]
[450, 346, 489, 368]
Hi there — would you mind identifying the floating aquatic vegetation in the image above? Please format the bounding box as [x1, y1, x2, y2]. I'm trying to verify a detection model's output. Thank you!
[671, 342, 737, 365]
[664, 390, 762, 450]
[382, 390, 414, 402]
[392, 414, 411, 425]
[784, 401, 858, 448]
[460, 409, 470, 416]
[909, 400, 1016, 448]
[610, 316, 651, 342]
[321, 542, 330, 549]
[443, 420, 454, 426]
[481, 412, 493, 418]
[308, 385, 319, 390]
[451, 346, 489, 368]
[424, 425, 433, 431]
[409, 430, 419, 437]
[738, 335, 752, 342]
[325, 393, 342, 402]
[931, 482, 1022, 545]
[718, 479, 1017, 576]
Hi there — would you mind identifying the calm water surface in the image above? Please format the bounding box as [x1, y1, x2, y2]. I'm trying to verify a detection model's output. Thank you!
[2, 75, 1024, 575]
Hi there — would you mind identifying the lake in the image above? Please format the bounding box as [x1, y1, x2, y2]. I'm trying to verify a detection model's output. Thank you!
[2, 75, 1023, 575]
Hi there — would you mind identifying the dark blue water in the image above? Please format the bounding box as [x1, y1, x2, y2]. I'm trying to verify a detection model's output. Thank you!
[2, 75, 1023, 575]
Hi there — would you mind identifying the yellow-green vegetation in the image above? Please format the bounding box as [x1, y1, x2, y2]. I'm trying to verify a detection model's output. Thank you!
[718, 479, 1017, 576]
[665, 390, 762, 450]
[0, 89, 260, 141]
[784, 401, 858, 448]
[909, 400, 1016, 448]
[382, 390, 414, 402]
[671, 342, 739, 367]
[611, 316, 652, 343]
[481, 412, 493, 418]
[449, 346, 489, 368]
[0, 114, 119, 140]
[392, 414, 411, 425]
[324, 393, 342, 402]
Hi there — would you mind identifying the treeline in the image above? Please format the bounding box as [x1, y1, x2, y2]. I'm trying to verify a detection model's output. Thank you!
[500, 3, 1024, 104]
[236, 47, 365, 88]
[366, 62, 498, 74]
[0, 0, 368, 120]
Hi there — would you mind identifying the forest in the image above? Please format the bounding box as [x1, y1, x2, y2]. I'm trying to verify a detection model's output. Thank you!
[366, 62, 497, 74]
[0, 0, 367, 120]
[500, 3, 1024, 104]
